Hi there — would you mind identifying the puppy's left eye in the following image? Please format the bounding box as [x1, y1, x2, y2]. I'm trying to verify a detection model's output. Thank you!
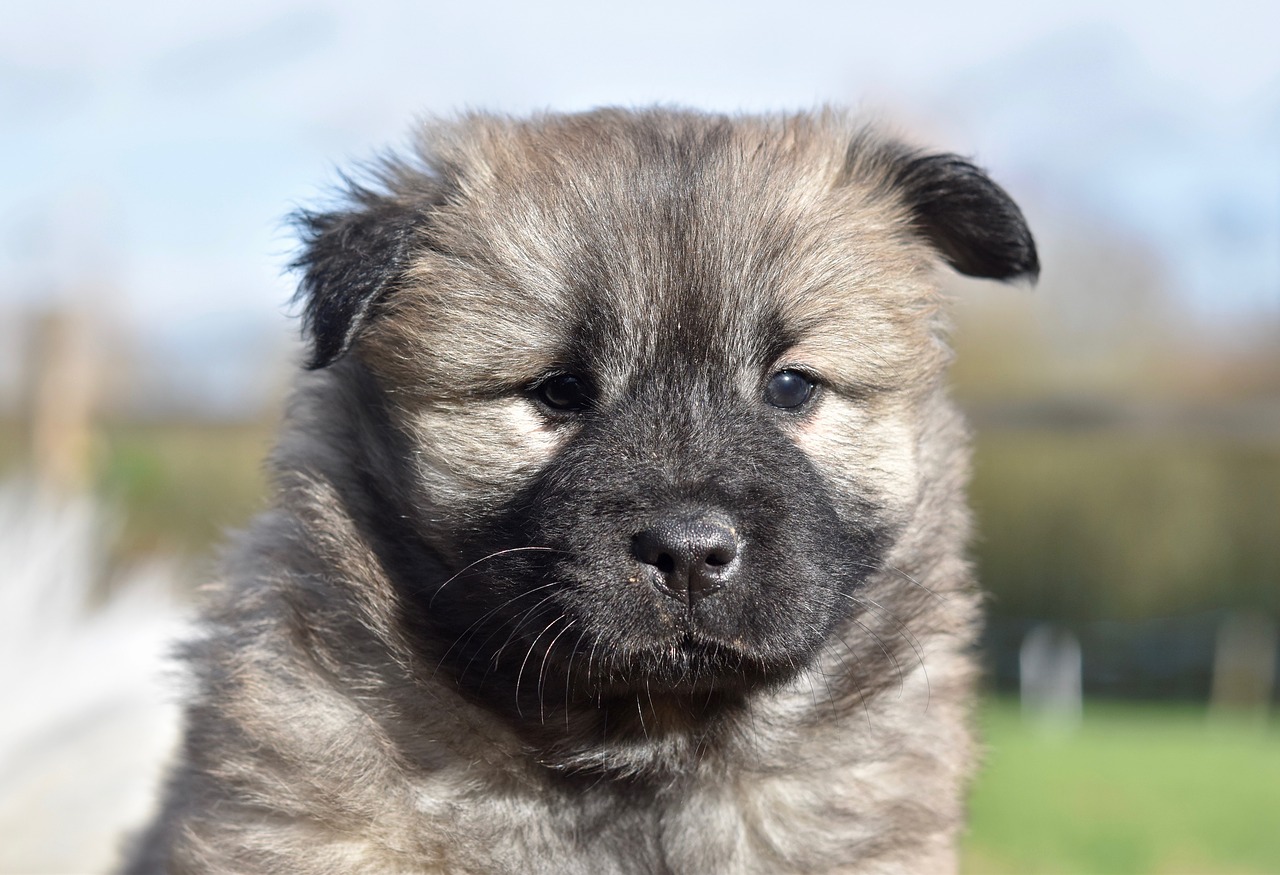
[533, 373, 594, 412]
[763, 369, 818, 410]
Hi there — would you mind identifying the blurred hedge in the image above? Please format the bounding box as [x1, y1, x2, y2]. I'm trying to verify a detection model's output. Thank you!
[971, 430, 1280, 621]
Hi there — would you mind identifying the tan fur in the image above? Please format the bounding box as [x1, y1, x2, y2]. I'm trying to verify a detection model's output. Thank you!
[123, 109, 1035, 874]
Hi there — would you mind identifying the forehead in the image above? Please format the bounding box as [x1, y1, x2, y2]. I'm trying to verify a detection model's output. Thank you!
[371, 112, 940, 395]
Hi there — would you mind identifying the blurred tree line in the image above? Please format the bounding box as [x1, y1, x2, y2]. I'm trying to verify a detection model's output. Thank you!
[970, 432, 1278, 621]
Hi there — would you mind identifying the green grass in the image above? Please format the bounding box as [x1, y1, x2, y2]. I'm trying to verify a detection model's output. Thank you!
[963, 699, 1280, 874]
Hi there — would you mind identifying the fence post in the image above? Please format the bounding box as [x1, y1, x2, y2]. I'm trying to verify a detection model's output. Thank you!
[23, 307, 99, 496]
[1020, 623, 1083, 731]
[1211, 612, 1277, 722]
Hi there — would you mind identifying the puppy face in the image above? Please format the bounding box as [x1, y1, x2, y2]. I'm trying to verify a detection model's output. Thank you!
[293, 110, 1036, 753]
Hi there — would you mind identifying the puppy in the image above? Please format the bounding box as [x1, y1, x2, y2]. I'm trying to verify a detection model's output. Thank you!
[125, 108, 1037, 874]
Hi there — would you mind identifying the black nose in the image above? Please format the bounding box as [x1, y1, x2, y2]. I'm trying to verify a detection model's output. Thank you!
[631, 511, 741, 603]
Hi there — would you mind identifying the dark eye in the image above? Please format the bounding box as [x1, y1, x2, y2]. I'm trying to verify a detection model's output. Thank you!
[534, 373, 593, 412]
[763, 369, 817, 410]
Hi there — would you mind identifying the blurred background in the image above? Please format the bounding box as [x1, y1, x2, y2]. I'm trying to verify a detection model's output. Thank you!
[1, 1, 1277, 872]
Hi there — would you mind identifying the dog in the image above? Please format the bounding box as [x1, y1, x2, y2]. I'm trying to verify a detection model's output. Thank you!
[124, 108, 1037, 874]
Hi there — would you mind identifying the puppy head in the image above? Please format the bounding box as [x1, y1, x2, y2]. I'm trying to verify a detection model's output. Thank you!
[291, 110, 1035, 751]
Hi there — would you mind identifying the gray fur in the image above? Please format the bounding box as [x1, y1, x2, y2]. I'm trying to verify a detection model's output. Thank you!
[123, 108, 1036, 874]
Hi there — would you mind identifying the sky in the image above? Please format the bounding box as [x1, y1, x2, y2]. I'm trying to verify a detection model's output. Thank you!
[2, 0, 1278, 410]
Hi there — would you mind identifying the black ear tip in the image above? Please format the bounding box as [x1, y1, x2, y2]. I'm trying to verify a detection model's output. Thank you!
[996, 224, 1040, 284]
[1002, 197, 1040, 283]
[1021, 251, 1042, 284]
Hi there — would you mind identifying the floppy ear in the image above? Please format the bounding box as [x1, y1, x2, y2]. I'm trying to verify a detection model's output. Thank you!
[292, 194, 420, 370]
[885, 149, 1039, 283]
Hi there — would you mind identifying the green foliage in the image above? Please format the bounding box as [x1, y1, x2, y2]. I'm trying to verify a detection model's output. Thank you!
[964, 699, 1280, 874]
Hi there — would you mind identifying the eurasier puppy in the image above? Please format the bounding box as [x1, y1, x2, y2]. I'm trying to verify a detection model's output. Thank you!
[126, 109, 1037, 874]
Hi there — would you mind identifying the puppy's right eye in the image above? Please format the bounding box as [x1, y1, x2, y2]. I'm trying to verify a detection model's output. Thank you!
[533, 374, 593, 412]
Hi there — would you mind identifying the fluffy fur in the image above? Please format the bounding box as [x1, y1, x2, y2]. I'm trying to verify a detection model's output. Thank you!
[125, 108, 1037, 874]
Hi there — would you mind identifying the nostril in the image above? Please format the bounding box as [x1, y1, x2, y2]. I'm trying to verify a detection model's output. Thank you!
[655, 553, 676, 576]
[705, 548, 731, 568]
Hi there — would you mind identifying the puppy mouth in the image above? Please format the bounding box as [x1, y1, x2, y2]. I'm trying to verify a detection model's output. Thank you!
[560, 628, 796, 699]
